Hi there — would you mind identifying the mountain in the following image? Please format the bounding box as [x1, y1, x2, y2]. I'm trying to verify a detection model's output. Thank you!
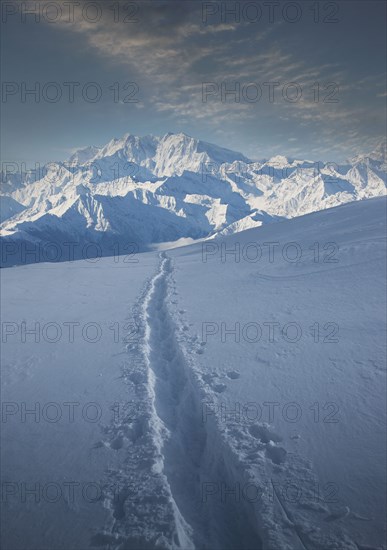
[0, 133, 385, 265]
[350, 138, 387, 166]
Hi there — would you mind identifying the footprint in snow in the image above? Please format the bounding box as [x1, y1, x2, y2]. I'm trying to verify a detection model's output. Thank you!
[248, 424, 282, 444]
[248, 424, 287, 465]
[255, 354, 270, 366]
[265, 443, 287, 465]
[202, 372, 218, 384]
[324, 506, 350, 522]
[196, 342, 206, 353]
[212, 383, 227, 393]
[92, 440, 106, 450]
[226, 370, 240, 380]
[110, 435, 124, 450]
[128, 371, 146, 385]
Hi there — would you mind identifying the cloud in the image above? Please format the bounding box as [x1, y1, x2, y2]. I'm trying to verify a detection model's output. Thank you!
[38, 0, 386, 161]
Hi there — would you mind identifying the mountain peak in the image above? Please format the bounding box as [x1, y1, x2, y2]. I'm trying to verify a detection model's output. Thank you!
[68, 145, 100, 165]
[266, 155, 290, 168]
[350, 139, 387, 165]
[66, 131, 250, 177]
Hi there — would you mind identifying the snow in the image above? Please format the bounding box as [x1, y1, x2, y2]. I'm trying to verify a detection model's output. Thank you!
[68, 146, 101, 166]
[168, 196, 387, 549]
[1, 252, 160, 549]
[1, 196, 386, 549]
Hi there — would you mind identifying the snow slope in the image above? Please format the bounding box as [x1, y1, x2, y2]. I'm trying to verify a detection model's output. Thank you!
[0, 195, 25, 223]
[168, 196, 387, 549]
[1, 196, 385, 550]
[1, 253, 160, 549]
[1, 134, 385, 266]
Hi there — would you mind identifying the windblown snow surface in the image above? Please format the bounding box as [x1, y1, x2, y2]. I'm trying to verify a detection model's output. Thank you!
[1, 197, 386, 550]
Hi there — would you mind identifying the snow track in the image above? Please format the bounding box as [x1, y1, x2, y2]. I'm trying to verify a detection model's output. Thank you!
[94, 252, 362, 550]
[94, 253, 264, 549]
[139, 252, 263, 549]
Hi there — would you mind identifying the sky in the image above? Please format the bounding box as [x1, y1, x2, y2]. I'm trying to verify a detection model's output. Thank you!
[1, 0, 386, 166]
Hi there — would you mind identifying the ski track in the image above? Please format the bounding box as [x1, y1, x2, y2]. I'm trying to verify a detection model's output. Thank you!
[91, 253, 361, 550]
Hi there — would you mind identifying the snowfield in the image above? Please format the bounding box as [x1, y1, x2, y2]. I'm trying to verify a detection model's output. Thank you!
[1, 197, 386, 550]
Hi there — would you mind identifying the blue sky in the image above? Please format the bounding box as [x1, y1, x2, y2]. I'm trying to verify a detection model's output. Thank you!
[1, 0, 386, 165]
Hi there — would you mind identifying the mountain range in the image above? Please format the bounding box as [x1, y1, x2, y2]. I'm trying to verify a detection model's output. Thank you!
[1, 132, 386, 265]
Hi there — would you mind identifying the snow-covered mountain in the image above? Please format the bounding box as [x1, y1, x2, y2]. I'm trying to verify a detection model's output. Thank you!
[1, 133, 385, 265]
